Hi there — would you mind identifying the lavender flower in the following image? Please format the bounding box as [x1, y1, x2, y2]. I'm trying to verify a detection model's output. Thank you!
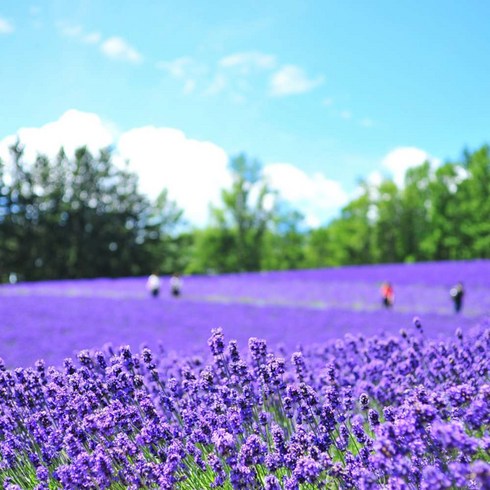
[0, 288, 488, 490]
[294, 456, 321, 483]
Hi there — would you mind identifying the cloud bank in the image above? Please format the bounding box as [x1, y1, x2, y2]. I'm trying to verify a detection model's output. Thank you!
[0, 111, 435, 228]
[382, 147, 438, 187]
[0, 16, 14, 34]
[269, 65, 324, 96]
[58, 23, 142, 63]
[101, 37, 142, 63]
[0, 110, 114, 163]
[156, 51, 323, 100]
[264, 163, 348, 228]
[117, 127, 230, 226]
[0, 110, 352, 228]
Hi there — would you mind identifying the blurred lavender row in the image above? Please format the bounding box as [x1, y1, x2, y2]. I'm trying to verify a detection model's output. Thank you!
[1, 260, 489, 368]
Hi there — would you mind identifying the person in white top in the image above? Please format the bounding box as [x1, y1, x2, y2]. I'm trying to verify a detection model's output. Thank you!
[170, 273, 182, 297]
[146, 273, 161, 298]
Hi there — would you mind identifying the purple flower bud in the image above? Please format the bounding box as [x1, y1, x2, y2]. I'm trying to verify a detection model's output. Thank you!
[264, 474, 281, 490]
[208, 328, 225, 357]
[359, 392, 369, 410]
[368, 408, 380, 427]
[413, 317, 423, 332]
[294, 456, 321, 484]
[211, 429, 235, 456]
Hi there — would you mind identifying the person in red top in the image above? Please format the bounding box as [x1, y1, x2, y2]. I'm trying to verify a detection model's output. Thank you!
[381, 282, 395, 308]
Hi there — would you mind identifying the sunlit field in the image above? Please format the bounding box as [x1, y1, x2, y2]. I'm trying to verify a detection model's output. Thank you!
[0, 260, 488, 488]
[1, 260, 489, 369]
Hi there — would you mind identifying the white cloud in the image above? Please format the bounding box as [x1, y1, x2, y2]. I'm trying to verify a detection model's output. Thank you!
[157, 57, 196, 78]
[0, 111, 229, 227]
[204, 74, 227, 95]
[264, 163, 349, 227]
[0, 17, 14, 34]
[0, 109, 115, 164]
[82, 32, 101, 44]
[59, 24, 101, 45]
[219, 51, 276, 73]
[100, 36, 142, 63]
[339, 110, 352, 120]
[59, 24, 83, 38]
[204, 54, 271, 99]
[382, 147, 438, 187]
[117, 127, 231, 226]
[0, 110, 352, 228]
[269, 65, 324, 96]
[366, 170, 384, 187]
[157, 54, 321, 101]
[183, 79, 196, 94]
[156, 57, 206, 94]
[58, 23, 134, 58]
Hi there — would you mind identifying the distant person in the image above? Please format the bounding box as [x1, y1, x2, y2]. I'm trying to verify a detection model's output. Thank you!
[380, 282, 395, 308]
[450, 282, 465, 313]
[146, 273, 161, 298]
[170, 273, 182, 297]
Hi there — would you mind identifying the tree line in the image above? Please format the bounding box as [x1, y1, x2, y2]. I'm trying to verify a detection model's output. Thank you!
[1, 141, 489, 281]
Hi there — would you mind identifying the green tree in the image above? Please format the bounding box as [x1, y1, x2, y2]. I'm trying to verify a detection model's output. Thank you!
[458, 145, 490, 257]
[422, 162, 466, 260]
[372, 179, 403, 263]
[262, 206, 306, 270]
[329, 185, 374, 265]
[0, 144, 187, 280]
[191, 153, 277, 273]
[144, 189, 188, 274]
[0, 153, 16, 282]
[186, 226, 237, 274]
[59, 146, 151, 278]
[302, 227, 334, 268]
[1, 141, 39, 279]
[400, 162, 432, 262]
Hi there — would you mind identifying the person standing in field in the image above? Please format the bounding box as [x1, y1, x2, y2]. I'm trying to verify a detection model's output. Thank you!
[450, 281, 465, 313]
[146, 273, 161, 298]
[170, 273, 183, 297]
[380, 282, 395, 308]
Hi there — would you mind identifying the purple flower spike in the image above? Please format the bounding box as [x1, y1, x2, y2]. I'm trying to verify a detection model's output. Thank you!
[208, 328, 225, 357]
[413, 316, 423, 332]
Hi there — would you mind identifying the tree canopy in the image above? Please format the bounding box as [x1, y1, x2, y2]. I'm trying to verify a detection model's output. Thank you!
[1, 142, 489, 281]
[0, 143, 185, 281]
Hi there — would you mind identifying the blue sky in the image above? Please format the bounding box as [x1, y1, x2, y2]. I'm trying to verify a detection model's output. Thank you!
[1, 1, 489, 226]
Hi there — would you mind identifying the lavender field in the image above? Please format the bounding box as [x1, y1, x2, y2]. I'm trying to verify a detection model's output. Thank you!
[0, 261, 489, 489]
[1, 260, 489, 369]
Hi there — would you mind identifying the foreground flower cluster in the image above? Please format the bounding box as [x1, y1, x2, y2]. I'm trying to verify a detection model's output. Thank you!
[0, 323, 489, 489]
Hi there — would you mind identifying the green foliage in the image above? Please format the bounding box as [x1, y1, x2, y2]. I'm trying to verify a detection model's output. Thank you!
[143, 189, 189, 274]
[0, 143, 187, 281]
[400, 162, 432, 261]
[189, 153, 277, 273]
[303, 185, 375, 267]
[302, 227, 333, 268]
[373, 179, 404, 263]
[261, 207, 306, 271]
[306, 145, 490, 266]
[2, 141, 490, 280]
[186, 227, 238, 274]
